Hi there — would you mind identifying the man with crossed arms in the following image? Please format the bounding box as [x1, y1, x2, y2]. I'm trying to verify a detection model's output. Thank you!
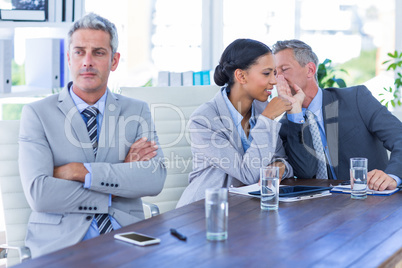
[273, 39, 402, 191]
[19, 13, 166, 257]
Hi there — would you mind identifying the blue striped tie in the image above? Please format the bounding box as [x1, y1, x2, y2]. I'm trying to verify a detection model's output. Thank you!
[95, 213, 113, 234]
[82, 107, 99, 156]
[82, 107, 114, 234]
[306, 110, 328, 179]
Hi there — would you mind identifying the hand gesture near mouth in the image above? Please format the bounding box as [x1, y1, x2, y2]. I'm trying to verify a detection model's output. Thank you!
[276, 75, 305, 114]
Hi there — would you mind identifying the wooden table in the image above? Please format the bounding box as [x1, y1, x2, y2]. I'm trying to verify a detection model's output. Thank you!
[15, 179, 402, 268]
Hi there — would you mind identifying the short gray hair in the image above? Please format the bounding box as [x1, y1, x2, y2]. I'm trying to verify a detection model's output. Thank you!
[272, 39, 319, 80]
[68, 12, 118, 55]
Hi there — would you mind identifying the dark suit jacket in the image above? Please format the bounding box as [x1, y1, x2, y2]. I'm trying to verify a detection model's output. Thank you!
[279, 85, 402, 181]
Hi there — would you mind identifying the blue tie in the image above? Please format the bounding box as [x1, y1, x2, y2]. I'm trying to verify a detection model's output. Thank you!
[82, 107, 113, 234]
[306, 110, 328, 179]
[82, 107, 99, 156]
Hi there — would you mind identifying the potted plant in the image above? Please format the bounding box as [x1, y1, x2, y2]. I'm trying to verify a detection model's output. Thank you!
[379, 50, 402, 121]
[317, 58, 348, 88]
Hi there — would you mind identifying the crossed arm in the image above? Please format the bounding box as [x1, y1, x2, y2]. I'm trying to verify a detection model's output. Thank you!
[53, 137, 159, 182]
[19, 101, 166, 214]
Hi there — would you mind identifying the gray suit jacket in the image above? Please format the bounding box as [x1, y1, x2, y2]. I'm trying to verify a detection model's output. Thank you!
[279, 85, 402, 181]
[18, 84, 166, 257]
[176, 88, 293, 207]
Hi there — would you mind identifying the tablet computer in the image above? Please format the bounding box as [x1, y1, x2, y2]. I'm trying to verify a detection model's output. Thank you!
[249, 185, 333, 197]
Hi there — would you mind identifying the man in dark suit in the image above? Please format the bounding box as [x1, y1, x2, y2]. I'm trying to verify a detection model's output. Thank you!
[273, 39, 402, 191]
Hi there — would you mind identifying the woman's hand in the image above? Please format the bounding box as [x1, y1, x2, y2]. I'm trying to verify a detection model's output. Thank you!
[270, 161, 286, 181]
[258, 161, 286, 185]
[261, 96, 292, 120]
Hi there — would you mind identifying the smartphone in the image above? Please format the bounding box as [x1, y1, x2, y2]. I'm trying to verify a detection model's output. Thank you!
[114, 231, 161, 246]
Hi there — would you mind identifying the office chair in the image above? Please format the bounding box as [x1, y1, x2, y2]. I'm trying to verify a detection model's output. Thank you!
[0, 120, 31, 266]
[0, 120, 159, 267]
[120, 85, 220, 213]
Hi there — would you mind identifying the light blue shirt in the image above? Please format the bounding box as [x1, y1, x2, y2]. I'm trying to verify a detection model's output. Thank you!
[287, 88, 401, 186]
[69, 87, 121, 240]
[222, 88, 256, 152]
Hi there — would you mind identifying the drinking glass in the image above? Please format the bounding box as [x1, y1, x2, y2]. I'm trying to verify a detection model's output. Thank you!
[205, 188, 228, 241]
[260, 166, 280, 210]
[350, 158, 368, 199]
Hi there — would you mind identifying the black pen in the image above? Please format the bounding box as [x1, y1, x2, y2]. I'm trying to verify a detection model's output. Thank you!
[170, 228, 187, 241]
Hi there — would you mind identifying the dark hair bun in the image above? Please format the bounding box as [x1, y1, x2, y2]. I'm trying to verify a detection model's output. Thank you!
[214, 64, 229, 86]
[214, 39, 271, 88]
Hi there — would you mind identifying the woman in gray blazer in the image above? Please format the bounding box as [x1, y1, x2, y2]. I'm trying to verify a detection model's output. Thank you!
[177, 39, 294, 207]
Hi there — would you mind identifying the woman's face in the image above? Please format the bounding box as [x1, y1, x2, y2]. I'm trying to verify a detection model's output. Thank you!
[242, 53, 277, 102]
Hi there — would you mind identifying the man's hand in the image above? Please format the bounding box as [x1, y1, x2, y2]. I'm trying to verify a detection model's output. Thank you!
[367, 169, 397, 191]
[53, 162, 88, 182]
[124, 137, 158, 163]
[276, 75, 305, 114]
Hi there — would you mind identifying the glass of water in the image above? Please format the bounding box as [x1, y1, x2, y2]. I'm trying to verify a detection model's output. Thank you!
[350, 158, 368, 199]
[260, 166, 280, 210]
[205, 188, 228, 241]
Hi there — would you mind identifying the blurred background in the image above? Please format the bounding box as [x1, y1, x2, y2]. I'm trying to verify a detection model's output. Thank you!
[0, 0, 401, 116]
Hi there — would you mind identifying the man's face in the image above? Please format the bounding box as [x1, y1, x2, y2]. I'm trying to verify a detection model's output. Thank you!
[67, 29, 119, 95]
[275, 48, 309, 94]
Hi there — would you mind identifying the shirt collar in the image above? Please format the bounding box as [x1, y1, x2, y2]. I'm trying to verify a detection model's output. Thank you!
[69, 84, 107, 115]
[222, 88, 256, 127]
[304, 87, 323, 119]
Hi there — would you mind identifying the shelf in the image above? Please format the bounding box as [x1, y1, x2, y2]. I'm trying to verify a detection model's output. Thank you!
[0, 85, 53, 99]
[0, 21, 71, 28]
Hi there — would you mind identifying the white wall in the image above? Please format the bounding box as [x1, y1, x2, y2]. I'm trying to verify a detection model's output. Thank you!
[0, 190, 4, 232]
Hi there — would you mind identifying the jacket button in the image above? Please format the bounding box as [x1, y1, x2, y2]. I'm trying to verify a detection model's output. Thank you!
[106, 183, 109, 186]
[79, 206, 83, 210]
[101, 182, 105, 186]
[83, 207, 87, 210]
[115, 184, 119, 187]
[86, 216, 92, 221]
[110, 184, 114, 187]
[94, 207, 98, 211]
[89, 207, 92, 210]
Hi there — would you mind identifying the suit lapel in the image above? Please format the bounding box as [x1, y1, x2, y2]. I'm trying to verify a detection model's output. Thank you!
[96, 90, 121, 162]
[57, 85, 95, 162]
[215, 88, 244, 154]
[322, 89, 339, 178]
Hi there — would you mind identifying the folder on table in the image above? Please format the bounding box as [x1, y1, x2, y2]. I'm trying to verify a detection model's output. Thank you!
[330, 185, 400, 196]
